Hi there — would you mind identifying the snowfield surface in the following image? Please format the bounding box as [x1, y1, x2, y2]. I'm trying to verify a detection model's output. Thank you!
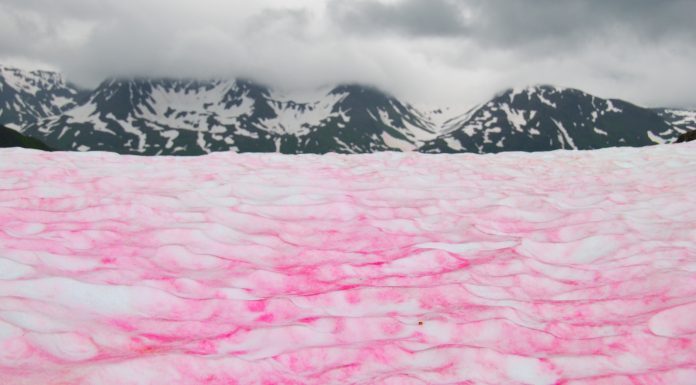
[1, 144, 696, 385]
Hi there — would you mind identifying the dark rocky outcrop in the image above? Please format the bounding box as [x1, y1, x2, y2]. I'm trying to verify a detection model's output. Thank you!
[676, 130, 696, 143]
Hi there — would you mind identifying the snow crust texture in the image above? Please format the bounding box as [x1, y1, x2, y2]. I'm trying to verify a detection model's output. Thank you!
[1, 143, 696, 385]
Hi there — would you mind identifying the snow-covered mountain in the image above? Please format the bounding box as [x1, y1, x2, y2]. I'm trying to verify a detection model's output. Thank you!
[420, 86, 681, 153]
[0, 65, 82, 129]
[22, 78, 436, 155]
[2, 66, 688, 154]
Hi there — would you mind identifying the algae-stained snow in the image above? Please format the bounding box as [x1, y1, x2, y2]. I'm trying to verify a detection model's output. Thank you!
[0, 144, 695, 385]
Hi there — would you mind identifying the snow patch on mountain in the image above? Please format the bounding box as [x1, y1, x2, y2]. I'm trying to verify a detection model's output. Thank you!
[0, 66, 53, 96]
[438, 104, 484, 136]
[418, 106, 457, 133]
[605, 99, 623, 113]
[537, 92, 557, 108]
[656, 109, 696, 134]
[261, 91, 349, 136]
[551, 118, 578, 150]
[0, 65, 79, 128]
[594, 127, 608, 136]
[500, 104, 527, 133]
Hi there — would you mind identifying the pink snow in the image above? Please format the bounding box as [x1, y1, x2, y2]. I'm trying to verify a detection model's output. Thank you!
[0, 143, 695, 385]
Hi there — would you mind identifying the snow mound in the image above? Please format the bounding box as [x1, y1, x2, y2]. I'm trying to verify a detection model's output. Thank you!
[1, 143, 695, 384]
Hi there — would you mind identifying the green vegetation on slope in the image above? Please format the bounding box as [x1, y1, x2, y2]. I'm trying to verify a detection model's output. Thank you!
[0, 125, 52, 151]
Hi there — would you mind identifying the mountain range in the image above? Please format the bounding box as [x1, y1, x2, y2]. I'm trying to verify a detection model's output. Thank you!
[1, 65, 694, 155]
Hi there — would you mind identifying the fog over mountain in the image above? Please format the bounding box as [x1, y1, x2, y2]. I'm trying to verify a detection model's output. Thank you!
[1, 0, 695, 109]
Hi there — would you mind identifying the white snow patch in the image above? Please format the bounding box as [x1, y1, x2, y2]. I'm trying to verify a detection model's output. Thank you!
[661, 109, 696, 129]
[594, 127, 608, 136]
[65, 102, 98, 122]
[381, 131, 416, 151]
[260, 92, 347, 136]
[509, 87, 525, 103]
[160, 130, 179, 149]
[440, 104, 483, 135]
[500, 104, 527, 133]
[551, 118, 578, 150]
[196, 132, 210, 153]
[268, 86, 335, 105]
[647, 131, 666, 144]
[443, 137, 464, 151]
[51, 95, 73, 110]
[121, 116, 148, 152]
[659, 128, 673, 136]
[4, 123, 21, 132]
[537, 93, 557, 108]
[0, 67, 40, 95]
[605, 100, 623, 113]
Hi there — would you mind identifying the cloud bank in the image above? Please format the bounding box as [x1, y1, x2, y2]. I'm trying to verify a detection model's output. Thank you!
[1, 0, 695, 109]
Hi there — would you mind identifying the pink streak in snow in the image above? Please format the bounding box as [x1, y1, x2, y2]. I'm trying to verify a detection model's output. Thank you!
[0, 143, 696, 385]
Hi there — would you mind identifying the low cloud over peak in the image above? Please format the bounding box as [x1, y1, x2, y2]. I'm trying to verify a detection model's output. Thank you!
[1, 0, 695, 109]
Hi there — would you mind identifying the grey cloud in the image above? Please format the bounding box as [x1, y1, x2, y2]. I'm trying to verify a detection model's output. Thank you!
[0, 0, 695, 109]
[329, 0, 696, 50]
[328, 0, 468, 37]
[472, 0, 696, 48]
[247, 8, 311, 34]
[0, 0, 107, 18]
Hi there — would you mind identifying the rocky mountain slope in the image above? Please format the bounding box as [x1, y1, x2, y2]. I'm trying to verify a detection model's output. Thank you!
[0, 66, 82, 129]
[653, 108, 696, 135]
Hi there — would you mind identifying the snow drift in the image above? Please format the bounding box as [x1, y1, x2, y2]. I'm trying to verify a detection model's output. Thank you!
[0, 143, 695, 385]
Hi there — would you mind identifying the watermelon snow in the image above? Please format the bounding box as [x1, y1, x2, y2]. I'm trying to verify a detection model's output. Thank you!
[0, 143, 695, 385]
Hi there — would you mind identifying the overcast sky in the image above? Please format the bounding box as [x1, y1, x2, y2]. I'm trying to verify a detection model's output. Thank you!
[1, 0, 695, 109]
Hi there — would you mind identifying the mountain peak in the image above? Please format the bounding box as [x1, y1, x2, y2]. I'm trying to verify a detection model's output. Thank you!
[421, 86, 679, 153]
[0, 65, 78, 128]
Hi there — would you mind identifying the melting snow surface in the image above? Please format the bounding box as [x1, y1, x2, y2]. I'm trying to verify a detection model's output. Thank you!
[1, 143, 696, 385]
